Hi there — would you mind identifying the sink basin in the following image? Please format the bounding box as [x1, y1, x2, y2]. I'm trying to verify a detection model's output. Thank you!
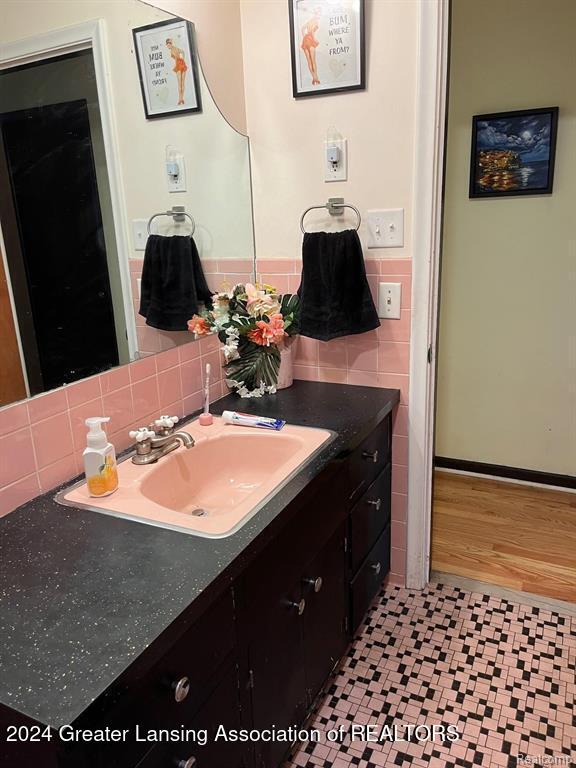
[58, 418, 334, 537]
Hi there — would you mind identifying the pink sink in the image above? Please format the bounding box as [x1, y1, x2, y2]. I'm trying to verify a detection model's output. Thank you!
[59, 418, 334, 538]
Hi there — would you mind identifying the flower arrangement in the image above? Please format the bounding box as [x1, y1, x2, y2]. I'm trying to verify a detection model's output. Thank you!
[188, 283, 300, 397]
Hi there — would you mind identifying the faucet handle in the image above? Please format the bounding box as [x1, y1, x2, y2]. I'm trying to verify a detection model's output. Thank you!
[155, 415, 179, 429]
[129, 427, 155, 442]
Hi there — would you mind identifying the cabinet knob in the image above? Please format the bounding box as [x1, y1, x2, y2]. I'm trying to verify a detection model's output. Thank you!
[371, 562, 382, 576]
[175, 758, 196, 768]
[304, 576, 323, 593]
[362, 449, 379, 464]
[367, 498, 382, 511]
[172, 676, 190, 703]
[289, 598, 306, 615]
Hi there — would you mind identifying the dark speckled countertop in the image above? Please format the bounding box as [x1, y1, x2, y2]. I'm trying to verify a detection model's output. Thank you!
[0, 381, 399, 728]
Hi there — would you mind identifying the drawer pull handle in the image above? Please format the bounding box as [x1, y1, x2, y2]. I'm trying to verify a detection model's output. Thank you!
[176, 758, 197, 768]
[304, 576, 323, 593]
[362, 449, 379, 464]
[371, 562, 382, 576]
[367, 498, 382, 511]
[172, 676, 190, 703]
[289, 598, 306, 615]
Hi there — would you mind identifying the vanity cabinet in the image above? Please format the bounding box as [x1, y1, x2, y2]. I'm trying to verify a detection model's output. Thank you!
[241, 521, 348, 768]
[0, 397, 397, 768]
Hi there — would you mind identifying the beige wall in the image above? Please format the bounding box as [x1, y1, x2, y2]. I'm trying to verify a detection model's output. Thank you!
[239, 0, 417, 261]
[436, 0, 576, 475]
[147, 0, 247, 134]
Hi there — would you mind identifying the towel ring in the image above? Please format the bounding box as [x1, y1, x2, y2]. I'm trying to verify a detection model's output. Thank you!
[300, 199, 361, 234]
[147, 207, 196, 236]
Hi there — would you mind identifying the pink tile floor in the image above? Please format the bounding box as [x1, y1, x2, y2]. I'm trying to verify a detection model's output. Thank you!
[286, 583, 575, 767]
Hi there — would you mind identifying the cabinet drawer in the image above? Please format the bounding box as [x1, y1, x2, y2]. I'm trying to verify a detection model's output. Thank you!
[350, 464, 391, 574]
[87, 589, 236, 768]
[135, 663, 245, 768]
[347, 417, 391, 505]
[350, 524, 390, 634]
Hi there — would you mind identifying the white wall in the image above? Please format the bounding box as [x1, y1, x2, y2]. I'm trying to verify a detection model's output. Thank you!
[436, 0, 576, 476]
[239, 0, 417, 260]
[0, 0, 254, 263]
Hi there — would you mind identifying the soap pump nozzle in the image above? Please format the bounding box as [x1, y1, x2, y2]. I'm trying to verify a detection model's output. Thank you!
[85, 417, 110, 449]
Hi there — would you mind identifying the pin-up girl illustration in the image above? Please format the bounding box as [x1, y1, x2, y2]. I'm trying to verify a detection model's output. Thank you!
[301, 7, 321, 86]
[166, 38, 188, 105]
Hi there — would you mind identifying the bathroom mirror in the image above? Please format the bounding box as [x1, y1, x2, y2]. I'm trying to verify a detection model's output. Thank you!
[0, 0, 255, 409]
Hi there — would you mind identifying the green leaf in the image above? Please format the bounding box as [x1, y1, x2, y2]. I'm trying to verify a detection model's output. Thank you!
[224, 341, 281, 391]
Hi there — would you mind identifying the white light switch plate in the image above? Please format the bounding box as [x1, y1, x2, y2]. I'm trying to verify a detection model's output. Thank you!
[324, 138, 347, 182]
[367, 208, 404, 248]
[378, 282, 401, 319]
[132, 219, 148, 251]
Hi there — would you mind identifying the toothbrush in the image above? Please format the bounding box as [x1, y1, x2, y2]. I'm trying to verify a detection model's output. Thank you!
[198, 363, 214, 426]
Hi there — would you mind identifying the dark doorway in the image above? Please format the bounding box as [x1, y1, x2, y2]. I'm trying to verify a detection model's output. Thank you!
[0, 98, 119, 394]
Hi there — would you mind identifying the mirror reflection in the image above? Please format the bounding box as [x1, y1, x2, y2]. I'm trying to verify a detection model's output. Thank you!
[0, 0, 255, 409]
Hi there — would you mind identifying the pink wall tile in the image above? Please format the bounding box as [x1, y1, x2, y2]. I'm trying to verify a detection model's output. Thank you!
[28, 389, 67, 422]
[392, 405, 409, 437]
[377, 373, 409, 404]
[102, 386, 134, 433]
[199, 334, 220, 355]
[391, 492, 408, 523]
[132, 378, 160, 423]
[158, 367, 182, 406]
[202, 350, 223, 384]
[155, 347, 180, 372]
[256, 259, 296, 274]
[391, 520, 407, 550]
[217, 259, 254, 273]
[39, 455, 78, 492]
[136, 326, 163, 355]
[180, 357, 202, 398]
[348, 338, 378, 372]
[179, 339, 201, 362]
[293, 365, 319, 381]
[363, 259, 380, 274]
[0, 402, 29, 437]
[295, 336, 319, 366]
[391, 464, 408, 495]
[318, 339, 347, 369]
[66, 376, 101, 408]
[100, 366, 130, 394]
[378, 341, 410, 374]
[390, 547, 406, 576]
[32, 413, 74, 469]
[130, 355, 157, 382]
[379, 259, 412, 276]
[378, 310, 412, 342]
[317, 368, 348, 383]
[0, 474, 41, 517]
[183, 391, 203, 416]
[393, 435, 409, 466]
[0, 428, 36, 486]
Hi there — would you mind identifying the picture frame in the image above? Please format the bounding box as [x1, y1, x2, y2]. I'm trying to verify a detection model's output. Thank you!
[132, 18, 202, 119]
[469, 107, 559, 198]
[288, 0, 365, 98]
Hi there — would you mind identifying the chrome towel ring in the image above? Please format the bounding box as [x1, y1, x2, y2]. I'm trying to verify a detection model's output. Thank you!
[300, 197, 361, 234]
[147, 206, 196, 236]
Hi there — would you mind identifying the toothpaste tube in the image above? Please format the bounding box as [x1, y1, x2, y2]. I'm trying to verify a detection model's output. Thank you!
[221, 410, 285, 430]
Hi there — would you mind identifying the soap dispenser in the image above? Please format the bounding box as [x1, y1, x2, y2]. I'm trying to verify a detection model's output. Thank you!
[83, 417, 118, 497]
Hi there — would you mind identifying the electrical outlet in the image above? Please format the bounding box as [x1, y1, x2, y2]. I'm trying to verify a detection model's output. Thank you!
[378, 282, 401, 319]
[324, 138, 347, 182]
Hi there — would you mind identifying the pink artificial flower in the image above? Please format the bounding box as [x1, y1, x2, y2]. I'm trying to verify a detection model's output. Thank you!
[187, 315, 210, 336]
[248, 313, 287, 347]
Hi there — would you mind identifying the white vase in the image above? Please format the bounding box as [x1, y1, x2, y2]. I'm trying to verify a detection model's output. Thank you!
[277, 336, 296, 390]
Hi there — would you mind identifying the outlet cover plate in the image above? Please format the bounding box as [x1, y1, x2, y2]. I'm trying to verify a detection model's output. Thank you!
[378, 282, 401, 319]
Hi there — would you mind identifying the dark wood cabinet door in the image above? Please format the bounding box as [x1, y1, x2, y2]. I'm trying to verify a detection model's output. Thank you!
[301, 522, 348, 705]
[248, 578, 307, 768]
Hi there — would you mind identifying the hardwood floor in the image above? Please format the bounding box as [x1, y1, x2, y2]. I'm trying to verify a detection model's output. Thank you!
[432, 470, 576, 603]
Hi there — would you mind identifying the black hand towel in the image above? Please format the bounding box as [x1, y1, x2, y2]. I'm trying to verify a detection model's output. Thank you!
[139, 234, 212, 331]
[297, 229, 380, 341]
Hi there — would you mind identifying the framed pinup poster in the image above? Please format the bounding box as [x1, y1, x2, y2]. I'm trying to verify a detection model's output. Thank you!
[132, 18, 202, 119]
[288, 0, 365, 98]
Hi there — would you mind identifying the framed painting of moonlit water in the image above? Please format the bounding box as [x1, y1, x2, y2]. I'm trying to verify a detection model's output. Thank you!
[469, 107, 559, 198]
[288, 0, 365, 98]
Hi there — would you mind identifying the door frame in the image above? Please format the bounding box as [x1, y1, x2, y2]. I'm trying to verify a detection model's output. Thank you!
[0, 19, 138, 360]
[406, 0, 450, 589]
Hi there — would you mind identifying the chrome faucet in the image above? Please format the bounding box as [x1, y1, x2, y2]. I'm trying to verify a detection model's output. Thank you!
[129, 415, 195, 465]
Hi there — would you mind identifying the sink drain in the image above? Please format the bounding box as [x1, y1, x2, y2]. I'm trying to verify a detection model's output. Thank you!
[191, 508, 208, 517]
